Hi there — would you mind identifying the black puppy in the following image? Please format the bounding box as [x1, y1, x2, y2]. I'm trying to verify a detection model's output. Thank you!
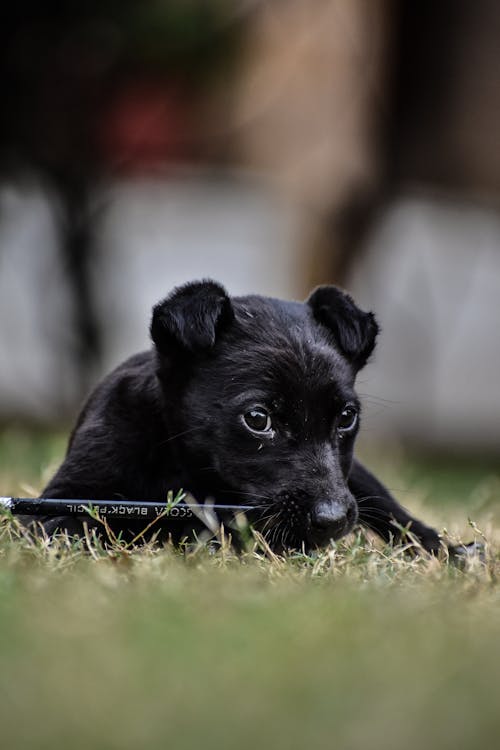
[33, 279, 444, 552]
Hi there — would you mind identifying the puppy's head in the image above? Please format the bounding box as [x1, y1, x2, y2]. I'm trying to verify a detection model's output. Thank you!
[151, 280, 379, 550]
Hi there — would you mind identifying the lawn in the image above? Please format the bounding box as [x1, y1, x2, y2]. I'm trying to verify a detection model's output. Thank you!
[0, 428, 499, 750]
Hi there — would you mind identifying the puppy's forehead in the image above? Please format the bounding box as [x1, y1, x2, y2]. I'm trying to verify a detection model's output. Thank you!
[218, 295, 354, 397]
[233, 294, 304, 323]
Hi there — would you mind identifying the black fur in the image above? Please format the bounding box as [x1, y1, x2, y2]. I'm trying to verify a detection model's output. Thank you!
[33, 280, 442, 552]
[308, 285, 379, 369]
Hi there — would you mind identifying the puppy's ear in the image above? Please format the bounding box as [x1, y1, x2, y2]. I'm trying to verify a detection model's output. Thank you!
[307, 285, 379, 370]
[151, 280, 234, 355]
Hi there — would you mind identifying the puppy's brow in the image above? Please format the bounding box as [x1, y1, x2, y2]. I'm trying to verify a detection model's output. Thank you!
[229, 390, 272, 408]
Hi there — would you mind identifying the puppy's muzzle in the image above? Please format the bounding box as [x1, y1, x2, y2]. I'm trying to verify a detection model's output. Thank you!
[309, 498, 358, 545]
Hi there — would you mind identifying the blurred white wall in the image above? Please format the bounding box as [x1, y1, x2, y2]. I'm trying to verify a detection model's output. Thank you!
[0, 179, 80, 421]
[92, 174, 301, 373]
[349, 195, 500, 452]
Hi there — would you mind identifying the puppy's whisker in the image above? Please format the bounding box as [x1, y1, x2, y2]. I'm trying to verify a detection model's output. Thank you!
[220, 489, 275, 502]
[265, 514, 280, 547]
[358, 519, 379, 535]
[357, 504, 388, 514]
[270, 525, 280, 550]
[260, 511, 281, 535]
[356, 495, 395, 505]
[356, 392, 401, 405]
[358, 511, 387, 523]
[279, 522, 290, 552]
[270, 511, 289, 551]
[157, 426, 204, 447]
[258, 510, 277, 523]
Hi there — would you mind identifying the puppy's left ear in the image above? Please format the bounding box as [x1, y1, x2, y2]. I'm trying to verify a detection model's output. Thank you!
[151, 279, 234, 355]
[307, 285, 379, 370]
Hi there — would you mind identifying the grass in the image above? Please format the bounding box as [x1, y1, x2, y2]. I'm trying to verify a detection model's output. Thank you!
[0, 428, 499, 750]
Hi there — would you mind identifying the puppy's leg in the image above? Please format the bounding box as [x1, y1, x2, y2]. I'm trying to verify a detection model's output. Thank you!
[28, 475, 104, 539]
[349, 459, 441, 552]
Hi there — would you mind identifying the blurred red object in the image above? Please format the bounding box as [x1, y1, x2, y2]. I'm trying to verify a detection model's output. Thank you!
[97, 79, 194, 173]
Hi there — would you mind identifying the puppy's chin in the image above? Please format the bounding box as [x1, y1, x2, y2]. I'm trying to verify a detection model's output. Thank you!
[305, 522, 354, 550]
[305, 509, 358, 551]
[252, 513, 357, 554]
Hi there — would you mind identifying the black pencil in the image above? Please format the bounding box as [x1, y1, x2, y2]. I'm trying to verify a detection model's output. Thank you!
[0, 497, 254, 521]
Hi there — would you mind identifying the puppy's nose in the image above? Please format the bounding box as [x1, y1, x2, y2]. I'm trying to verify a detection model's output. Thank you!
[311, 500, 351, 539]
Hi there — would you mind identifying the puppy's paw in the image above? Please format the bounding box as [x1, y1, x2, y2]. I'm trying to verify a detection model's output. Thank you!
[447, 541, 486, 567]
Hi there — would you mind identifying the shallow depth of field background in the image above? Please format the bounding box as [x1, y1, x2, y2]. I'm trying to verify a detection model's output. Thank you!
[0, 2, 499, 749]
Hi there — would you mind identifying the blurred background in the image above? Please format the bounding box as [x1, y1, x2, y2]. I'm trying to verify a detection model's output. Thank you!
[0, 0, 499, 502]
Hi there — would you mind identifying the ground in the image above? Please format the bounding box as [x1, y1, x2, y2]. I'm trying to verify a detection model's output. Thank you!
[0, 427, 499, 750]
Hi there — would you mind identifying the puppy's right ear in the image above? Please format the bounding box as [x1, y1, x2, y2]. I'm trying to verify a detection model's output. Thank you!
[150, 280, 234, 355]
[307, 285, 379, 370]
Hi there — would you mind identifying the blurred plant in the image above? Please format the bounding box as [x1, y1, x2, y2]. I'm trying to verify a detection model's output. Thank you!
[117, 0, 242, 86]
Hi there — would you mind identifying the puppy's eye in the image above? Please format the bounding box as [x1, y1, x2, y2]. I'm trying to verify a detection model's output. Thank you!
[242, 408, 272, 433]
[337, 406, 358, 434]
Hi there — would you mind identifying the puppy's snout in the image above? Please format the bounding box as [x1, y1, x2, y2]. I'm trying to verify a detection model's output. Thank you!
[310, 499, 357, 542]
